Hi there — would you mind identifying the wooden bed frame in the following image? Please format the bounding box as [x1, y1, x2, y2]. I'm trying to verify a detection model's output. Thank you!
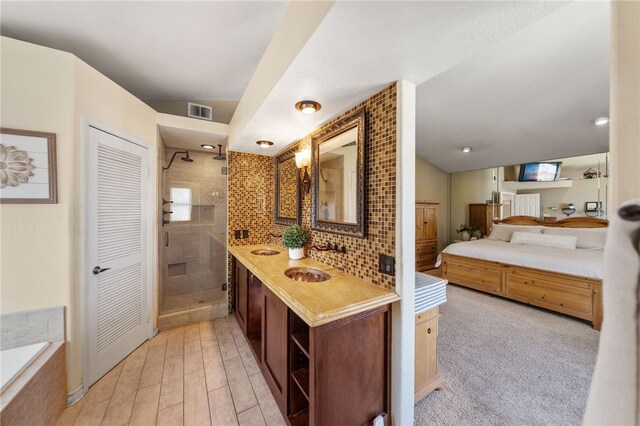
[441, 216, 607, 330]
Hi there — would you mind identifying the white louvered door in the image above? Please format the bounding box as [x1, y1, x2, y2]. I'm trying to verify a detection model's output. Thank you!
[86, 125, 150, 387]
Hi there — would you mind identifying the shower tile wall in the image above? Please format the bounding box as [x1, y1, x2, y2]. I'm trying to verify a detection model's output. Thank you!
[161, 149, 227, 319]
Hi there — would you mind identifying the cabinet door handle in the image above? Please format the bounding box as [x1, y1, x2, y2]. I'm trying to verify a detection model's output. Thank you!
[427, 327, 432, 334]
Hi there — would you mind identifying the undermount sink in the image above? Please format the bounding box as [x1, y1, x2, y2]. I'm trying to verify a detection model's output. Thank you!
[251, 249, 280, 256]
[284, 267, 331, 283]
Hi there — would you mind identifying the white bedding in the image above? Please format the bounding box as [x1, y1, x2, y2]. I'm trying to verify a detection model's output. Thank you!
[439, 239, 603, 279]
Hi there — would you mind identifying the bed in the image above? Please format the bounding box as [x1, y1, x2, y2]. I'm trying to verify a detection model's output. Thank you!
[440, 216, 608, 330]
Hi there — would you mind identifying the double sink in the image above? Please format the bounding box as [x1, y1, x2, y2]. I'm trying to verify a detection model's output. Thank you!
[250, 248, 331, 283]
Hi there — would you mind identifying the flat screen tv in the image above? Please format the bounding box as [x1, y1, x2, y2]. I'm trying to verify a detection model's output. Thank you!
[518, 162, 562, 182]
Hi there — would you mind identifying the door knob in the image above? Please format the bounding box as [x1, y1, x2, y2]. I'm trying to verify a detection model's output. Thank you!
[93, 266, 111, 275]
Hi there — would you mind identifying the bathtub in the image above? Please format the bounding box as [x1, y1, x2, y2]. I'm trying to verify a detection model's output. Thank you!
[0, 342, 49, 393]
[1, 307, 67, 425]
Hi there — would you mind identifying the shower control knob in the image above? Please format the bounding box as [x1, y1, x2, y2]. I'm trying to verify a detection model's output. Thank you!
[93, 266, 111, 275]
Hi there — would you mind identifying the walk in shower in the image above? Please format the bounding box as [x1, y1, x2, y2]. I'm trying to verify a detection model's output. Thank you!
[158, 147, 228, 330]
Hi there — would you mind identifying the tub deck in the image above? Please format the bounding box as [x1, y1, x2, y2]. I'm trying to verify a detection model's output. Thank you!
[0, 342, 66, 425]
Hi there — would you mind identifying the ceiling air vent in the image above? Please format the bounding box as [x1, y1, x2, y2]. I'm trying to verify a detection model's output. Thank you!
[187, 102, 213, 121]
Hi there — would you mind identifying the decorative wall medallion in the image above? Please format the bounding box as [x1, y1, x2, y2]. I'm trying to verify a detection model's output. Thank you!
[0, 144, 35, 187]
[0, 128, 57, 204]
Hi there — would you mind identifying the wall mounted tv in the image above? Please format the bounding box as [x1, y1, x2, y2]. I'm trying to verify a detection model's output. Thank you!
[518, 162, 562, 182]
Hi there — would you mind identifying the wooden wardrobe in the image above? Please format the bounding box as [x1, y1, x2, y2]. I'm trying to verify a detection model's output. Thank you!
[469, 203, 501, 236]
[416, 201, 439, 271]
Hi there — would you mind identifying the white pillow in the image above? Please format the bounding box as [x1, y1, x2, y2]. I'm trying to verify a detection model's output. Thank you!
[542, 227, 607, 250]
[488, 224, 544, 242]
[510, 231, 578, 250]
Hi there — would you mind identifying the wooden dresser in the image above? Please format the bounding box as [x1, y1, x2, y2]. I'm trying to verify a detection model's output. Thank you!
[469, 203, 501, 236]
[416, 201, 439, 271]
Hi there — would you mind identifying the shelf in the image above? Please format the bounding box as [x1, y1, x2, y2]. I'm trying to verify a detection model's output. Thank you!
[502, 180, 573, 191]
[291, 333, 310, 358]
[288, 409, 309, 426]
[291, 368, 310, 401]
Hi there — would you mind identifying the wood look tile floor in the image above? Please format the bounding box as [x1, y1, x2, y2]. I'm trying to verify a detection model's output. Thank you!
[56, 316, 286, 426]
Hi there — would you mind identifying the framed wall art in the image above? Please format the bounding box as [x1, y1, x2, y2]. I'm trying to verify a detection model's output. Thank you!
[0, 128, 57, 204]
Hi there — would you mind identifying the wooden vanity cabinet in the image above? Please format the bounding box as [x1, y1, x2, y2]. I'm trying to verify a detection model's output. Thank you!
[233, 259, 249, 333]
[414, 307, 441, 402]
[306, 306, 390, 426]
[233, 258, 263, 359]
[262, 286, 289, 413]
[231, 256, 391, 426]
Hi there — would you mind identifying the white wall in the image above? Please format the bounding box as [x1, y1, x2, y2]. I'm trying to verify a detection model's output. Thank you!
[0, 37, 160, 392]
[449, 168, 497, 238]
[515, 178, 608, 218]
[415, 156, 449, 248]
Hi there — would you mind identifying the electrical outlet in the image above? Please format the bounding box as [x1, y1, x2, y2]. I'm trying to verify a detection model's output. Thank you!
[234, 230, 241, 239]
[242, 230, 249, 239]
[378, 254, 395, 275]
[221, 282, 227, 291]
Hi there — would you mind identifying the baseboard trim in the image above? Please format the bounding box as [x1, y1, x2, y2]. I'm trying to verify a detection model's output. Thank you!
[67, 385, 84, 406]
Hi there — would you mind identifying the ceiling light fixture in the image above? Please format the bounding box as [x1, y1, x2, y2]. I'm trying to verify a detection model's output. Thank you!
[295, 100, 321, 114]
[200, 144, 215, 149]
[593, 117, 609, 126]
[462, 147, 472, 153]
[256, 140, 274, 148]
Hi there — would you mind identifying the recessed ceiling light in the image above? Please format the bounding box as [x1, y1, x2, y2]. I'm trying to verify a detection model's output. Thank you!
[200, 144, 215, 149]
[256, 140, 274, 148]
[462, 147, 472, 153]
[593, 117, 609, 126]
[295, 100, 321, 114]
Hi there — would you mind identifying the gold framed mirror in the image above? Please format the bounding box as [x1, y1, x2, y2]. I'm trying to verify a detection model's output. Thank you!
[311, 108, 365, 238]
[275, 144, 300, 225]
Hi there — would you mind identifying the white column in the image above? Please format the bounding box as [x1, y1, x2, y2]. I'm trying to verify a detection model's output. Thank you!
[610, 0, 640, 209]
[392, 79, 416, 425]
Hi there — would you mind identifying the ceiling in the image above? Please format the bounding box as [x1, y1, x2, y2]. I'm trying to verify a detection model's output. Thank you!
[159, 125, 227, 152]
[0, 1, 288, 100]
[231, 0, 572, 154]
[416, 1, 610, 173]
[1, 1, 610, 173]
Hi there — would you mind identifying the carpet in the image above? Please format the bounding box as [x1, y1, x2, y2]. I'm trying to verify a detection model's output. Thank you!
[414, 285, 600, 425]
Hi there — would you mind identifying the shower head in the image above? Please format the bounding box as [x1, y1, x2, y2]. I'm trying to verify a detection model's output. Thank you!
[163, 150, 193, 170]
[212, 144, 227, 161]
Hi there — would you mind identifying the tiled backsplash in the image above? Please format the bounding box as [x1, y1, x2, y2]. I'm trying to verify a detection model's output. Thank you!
[227, 151, 274, 245]
[227, 83, 397, 294]
[1, 306, 65, 350]
[270, 84, 397, 289]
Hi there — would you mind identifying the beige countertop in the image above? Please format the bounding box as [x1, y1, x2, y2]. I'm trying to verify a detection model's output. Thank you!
[228, 244, 400, 327]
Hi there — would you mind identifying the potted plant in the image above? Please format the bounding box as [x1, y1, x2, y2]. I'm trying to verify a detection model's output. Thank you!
[456, 224, 472, 241]
[282, 225, 308, 260]
[469, 225, 482, 239]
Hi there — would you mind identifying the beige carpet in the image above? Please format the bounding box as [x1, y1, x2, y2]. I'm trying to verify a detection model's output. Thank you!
[414, 285, 600, 425]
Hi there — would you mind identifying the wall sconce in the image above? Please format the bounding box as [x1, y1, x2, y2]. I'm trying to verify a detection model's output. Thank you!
[295, 148, 311, 195]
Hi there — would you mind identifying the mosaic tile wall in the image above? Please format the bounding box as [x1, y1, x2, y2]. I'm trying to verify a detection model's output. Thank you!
[269, 84, 397, 289]
[227, 151, 274, 311]
[227, 84, 397, 306]
[227, 151, 275, 245]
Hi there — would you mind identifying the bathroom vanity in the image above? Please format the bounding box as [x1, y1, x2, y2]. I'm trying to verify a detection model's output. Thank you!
[228, 244, 400, 426]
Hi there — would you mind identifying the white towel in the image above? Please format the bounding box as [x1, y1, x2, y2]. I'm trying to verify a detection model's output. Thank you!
[584, 199, 640, 425]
